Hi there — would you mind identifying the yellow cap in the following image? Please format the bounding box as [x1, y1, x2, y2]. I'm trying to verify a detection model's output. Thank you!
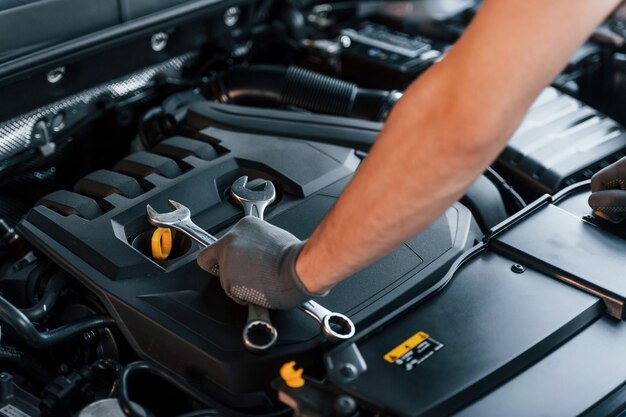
[151, 228, 172, 261]
[280, 361, 304, 388]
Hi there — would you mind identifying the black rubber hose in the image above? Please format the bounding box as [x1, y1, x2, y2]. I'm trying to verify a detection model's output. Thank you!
[215, 65, 401, 121]
[280, 6, 306, 42]
[0, 295, 115, 348]
[21, 272, 68, 322]
[0, 344, 55, 385]
[118, 361, 291, 417]
[25, 260, 53, 305]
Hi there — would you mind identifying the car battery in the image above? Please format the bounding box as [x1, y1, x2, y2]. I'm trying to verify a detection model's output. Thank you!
[340, 23, 442, 89]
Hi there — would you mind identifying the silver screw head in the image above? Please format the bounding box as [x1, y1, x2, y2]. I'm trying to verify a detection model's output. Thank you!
[47, 67, 66, 84]
[150, 32, 169, 52]
[224, 7, 240, 27]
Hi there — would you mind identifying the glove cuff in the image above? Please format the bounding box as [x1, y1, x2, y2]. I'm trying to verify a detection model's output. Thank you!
[283, 240, 331, 298]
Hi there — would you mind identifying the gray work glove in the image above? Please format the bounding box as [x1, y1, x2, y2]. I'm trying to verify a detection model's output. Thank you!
[589, 157, 626, 222]
[196, 217, 326, 310]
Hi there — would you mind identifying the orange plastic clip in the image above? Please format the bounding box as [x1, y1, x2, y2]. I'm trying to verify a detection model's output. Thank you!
[280, 361, 305, 388]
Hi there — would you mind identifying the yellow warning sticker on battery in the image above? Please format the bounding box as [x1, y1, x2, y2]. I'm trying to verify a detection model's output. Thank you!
[384, 331, 430, 363]
[384, 331, 444, 371]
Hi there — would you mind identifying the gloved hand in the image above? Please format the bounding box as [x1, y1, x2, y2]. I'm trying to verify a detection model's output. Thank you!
[197, 217, 327, 310]
[589, 157, 626, 222]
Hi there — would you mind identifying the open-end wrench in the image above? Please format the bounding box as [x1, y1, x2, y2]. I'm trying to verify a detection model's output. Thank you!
[230, 176, 279, 353]
[299, 300, 355, 342]
[146, 200, 218, 247]
[146, 201, 220, 278]
[230, 176, 275, 220]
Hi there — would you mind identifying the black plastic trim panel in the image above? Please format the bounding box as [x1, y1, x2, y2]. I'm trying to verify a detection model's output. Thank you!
[0, 0, 254, 86]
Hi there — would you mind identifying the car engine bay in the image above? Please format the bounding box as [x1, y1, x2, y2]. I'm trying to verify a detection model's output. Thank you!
[2, 1, 626, 416]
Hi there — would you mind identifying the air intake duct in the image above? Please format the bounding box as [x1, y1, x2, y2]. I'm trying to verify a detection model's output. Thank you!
[213, 65, 401, 121]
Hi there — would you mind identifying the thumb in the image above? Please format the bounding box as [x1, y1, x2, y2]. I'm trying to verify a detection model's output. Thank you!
[591, 157, 626, 192]
[588, 189, 626, 214]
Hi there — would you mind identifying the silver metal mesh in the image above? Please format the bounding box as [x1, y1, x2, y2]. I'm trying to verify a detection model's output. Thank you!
[0, 52, 197, 162]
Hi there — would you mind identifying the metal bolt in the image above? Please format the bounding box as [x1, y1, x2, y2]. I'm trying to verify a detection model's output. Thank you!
[511, 264, 525, 274]
[224, 7, 240, 27]
[231, 41, 252, 58]
[340, 35, 351, 48]
[334, 395, 357, 416]
[46, 67, 65, 84]
[51, 113, 65, 132]
[83, 330, 97, 342]
[339, 363, 357, 380]
[150, 32, 169, 52]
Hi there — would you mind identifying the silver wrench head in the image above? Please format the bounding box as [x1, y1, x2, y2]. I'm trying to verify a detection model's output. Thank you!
[230, 176, 276, 206]
[146, 200, 191, 228]
[322, 313, 356, 341]
[242, 321, 278, 353]
[300, 301, 356, 342]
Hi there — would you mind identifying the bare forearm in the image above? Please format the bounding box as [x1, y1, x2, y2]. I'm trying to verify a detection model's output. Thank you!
[296, 65, 504, 291]
[296, 0, 619, 292]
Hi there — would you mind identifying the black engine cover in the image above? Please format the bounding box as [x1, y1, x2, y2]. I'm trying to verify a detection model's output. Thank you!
[18, 125, 478, 396]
